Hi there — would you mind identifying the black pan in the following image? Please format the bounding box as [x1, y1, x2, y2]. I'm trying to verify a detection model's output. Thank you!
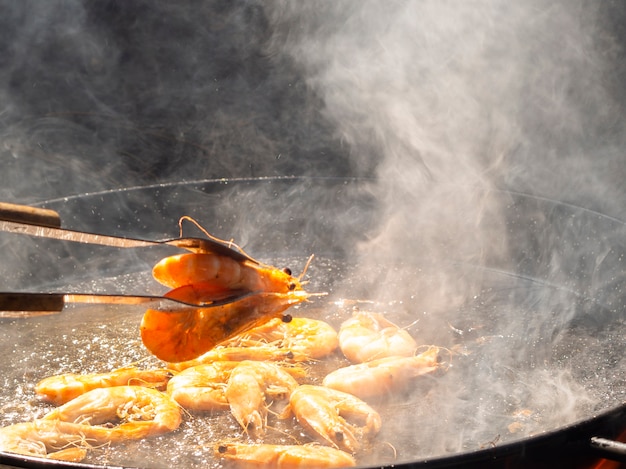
[0, 177, 625, 468]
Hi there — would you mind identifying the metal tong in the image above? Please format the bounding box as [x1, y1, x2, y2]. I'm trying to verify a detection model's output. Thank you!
[0, 202, 257, 316]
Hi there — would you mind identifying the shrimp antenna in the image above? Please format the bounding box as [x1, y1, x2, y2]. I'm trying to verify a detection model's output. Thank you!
[177, 216, 255, 260]
[298, 254, 315, 282]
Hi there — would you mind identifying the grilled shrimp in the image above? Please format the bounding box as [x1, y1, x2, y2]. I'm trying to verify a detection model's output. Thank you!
[225, 361, 299, 437]
[338, 311, 418, 363]
[169, 316, 337, 370]
[42, 386, 181, 441]
[169, 345, 308, 371]
[167, 361, 239, 411]
[0, 420, 90, 461]
[153, 253, 304, 296]
[35, 366, 173, 405]
[143, 224, 318, 363]
[323, 347, 440, 401]
[141, 290, 308, 363]
[289, 385, 381, 454]
[231, 316, 339, 360]
[214, 442, 356, 468]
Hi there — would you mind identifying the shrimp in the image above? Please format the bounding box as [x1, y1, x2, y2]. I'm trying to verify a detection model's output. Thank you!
[322, 347, 440, 401]
[167, 361, 239, 411]
[169, 344, 308, 371]
[35, 366, 173, 405]
[214, 442, 356, 468]
[289, 385, 381, 454]
[42, 386, 181, 441]
[168, 316, 337, 370]
[225, 361, 299, 437]
[338, 311, 418, 363]
[229, 317, 339, 360]
[0, 420, 90, 461]
[140, 290, 308, 362]
[153, 253, 306, 296]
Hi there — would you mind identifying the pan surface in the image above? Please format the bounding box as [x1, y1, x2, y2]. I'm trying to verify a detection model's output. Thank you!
[0, 177, 625, 468]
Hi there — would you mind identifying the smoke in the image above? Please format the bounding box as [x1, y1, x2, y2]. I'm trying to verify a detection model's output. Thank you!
[262, 0, 626, 460]
[0, 0, 351, 204]
[0, 0, 625, 465]
[264, 0, 626, 298]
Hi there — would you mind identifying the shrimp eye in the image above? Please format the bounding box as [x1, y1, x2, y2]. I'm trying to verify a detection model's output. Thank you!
[282, 314, 293, 323]
[285, 351, 295, 359]
[288, 282, 296, 291]
[217, 445, 227, 454]
[282, 267, 292, 276]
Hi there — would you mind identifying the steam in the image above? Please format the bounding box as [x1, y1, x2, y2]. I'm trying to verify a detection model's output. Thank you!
[0, 0, 625, 465]
[264, 0, 626, 460]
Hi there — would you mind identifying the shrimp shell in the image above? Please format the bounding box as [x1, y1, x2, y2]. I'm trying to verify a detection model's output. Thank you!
[323, 347, 440, 400]
[214, 442, 356, 468]
[338, 311, 418, 363]
[153, 252, 304, 293]
[289, 385, 382, 454]
[167, 361, 240, 411]
[42, 386, 181, 441]
[226, 361, 299, 437]
[35, 366, 173, 405]
[0, 420, 90, 461]
[168, 316, 337, 370]
[140, 290, 308, 363]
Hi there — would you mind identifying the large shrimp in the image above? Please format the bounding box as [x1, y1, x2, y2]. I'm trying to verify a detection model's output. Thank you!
[151, 218, 314, 299]
[169, 344, 308, 372]
[140, 290, 308, 363]
[35, 366, 173, 405]
[214, 442, 356, 468]
[230, 316, 339, 360]
[0, 420, 91, 461]
[225, 361, 299, 438]
[289, 385, 381, 454]
[169, 316, 338, 370]
[168, 361, 306, 413]
[41, 386, 182, 442]
[322, 347, 441, 401]
[152, 253, 305, 296]
[143, 221, 319, 363]
[338, 311, 418, 363]
[166, 361, 239, 412]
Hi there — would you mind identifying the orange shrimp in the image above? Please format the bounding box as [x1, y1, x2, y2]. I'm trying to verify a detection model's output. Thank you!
[41, 386, 182, 441]
[167, 361, 240, 411]
[35, 366, 173, 405]
[214, 442, 357, 468]
[168, 316, 337, 370]
[0, 420, 91, 461]
[169, 345, 308, 371]
[229, 317, 339, 360]
[225, 361, 299, 437]
[322, 347, 441, 401]
[168, 361, 306, 413]
[140, 290, 308, 363]
[289, 385, 382, 453]
[338, 311, 418, 363]
[153, 216, 309, 294]
[142, 223, 318, 363]
[152, 253, 304, 296]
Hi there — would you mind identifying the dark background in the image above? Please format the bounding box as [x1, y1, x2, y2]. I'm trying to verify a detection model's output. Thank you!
[0, 1, 624, 207]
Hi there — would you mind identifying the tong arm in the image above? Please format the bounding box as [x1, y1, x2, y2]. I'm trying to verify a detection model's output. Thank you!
[0, 291, 252, 317]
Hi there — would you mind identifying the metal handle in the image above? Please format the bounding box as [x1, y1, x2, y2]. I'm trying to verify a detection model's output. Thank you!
[0, 291, 254, 317]
[590, 437, 626, 463]
[0, 202, 61, 228]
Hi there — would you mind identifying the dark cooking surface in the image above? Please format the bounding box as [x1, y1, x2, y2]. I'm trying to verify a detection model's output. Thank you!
[0, 179, 625, 468]
[0, 261, 624, 468]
